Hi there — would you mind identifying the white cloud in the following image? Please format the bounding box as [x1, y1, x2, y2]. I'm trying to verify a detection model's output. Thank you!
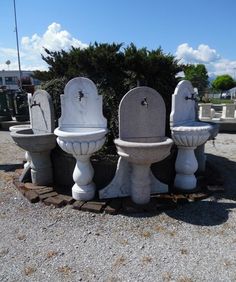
[208, 59, 236, 77]
[175, 43, 236, 79]
[176, 43, 220, 64]
[0, 47, 17, 57]
[21, 22, 87, 54]
[1, 26, 236, 79]
[0, 22, 88, 71]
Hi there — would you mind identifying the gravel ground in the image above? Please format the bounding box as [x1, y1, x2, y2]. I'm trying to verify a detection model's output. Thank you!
[0, 130, 236, 282]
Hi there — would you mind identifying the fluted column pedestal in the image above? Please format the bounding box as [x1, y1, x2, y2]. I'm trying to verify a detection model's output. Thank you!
[72, 155, 95, 201]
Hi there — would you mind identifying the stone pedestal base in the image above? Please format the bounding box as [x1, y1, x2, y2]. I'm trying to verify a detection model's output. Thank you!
[174, 146, 198, 190]
[30, 151, 53, 185]
[24, 151, 32, 169]
[72, 182, 95, 201]
[72, 155, 95, 201]
[99, 157, 168, 204]
[195, 144, 206, 173]
[131, 164, 151, 204]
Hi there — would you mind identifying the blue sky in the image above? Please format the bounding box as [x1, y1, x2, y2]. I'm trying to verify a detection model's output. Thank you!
[1, 0, 236, 78]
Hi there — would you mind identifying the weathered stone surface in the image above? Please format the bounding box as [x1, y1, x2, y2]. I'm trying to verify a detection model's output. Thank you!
[35, 187, 54, 195]
[81, 201, 105, 213]
[154, 194, 173, 201]
[173, 194, 189, 204]
[87, 200, 107, 206]
[39, 191, 58, 201]
[72, 200, 85, 210]
[57, 194, 75, 205]
[44, 196, 65, 208]
[119, 87, 166, 140]
[24, 182, 46, 190]
[187, 192, 210, 201]
[31, 90, 55, 134]
[24, 191, 39, 203]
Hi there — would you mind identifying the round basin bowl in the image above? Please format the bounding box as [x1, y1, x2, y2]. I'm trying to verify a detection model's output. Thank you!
[200, 121, 219, 140]
[9, 124, 31, 133]
[115, 137, 173, 165]
[171, 121, 212, 147]
[54, 127, 107, 142]
[10, 129, 56, 152]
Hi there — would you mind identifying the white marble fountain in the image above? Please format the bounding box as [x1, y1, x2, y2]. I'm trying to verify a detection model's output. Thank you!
[54, 77, 107, 201]
[170, 80, 213, 191]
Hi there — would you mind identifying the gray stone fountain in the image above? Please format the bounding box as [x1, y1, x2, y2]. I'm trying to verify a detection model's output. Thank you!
[10, 90, 56, 185]
[99, 86, 173, 204]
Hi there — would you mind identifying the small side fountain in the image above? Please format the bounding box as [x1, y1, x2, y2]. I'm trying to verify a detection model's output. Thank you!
[170, 80, 213, 191]
[221, 104, 236, 121]
[10, 90, 56, 185]
[198, 103, 214, 120]
[54, 77, 107, 201]
[99, 86, 173, 205]
[9, 93, 32, 171]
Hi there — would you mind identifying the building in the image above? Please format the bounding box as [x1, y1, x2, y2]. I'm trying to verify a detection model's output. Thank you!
[229, 87, 236, 99]
[0, 70, 40, 91]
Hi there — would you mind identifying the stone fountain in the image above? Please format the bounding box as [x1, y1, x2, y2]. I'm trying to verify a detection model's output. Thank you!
[99, 86, 173, 204]
[170, 80, 213, 191]
[54, 77, 107, 201]
[10, 90, 56, 185]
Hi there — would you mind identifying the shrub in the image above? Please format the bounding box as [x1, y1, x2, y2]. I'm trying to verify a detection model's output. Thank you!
[35, 43, 182, 155]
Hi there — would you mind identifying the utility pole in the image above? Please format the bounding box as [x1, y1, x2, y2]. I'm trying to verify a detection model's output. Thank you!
[13, 0, 22, 90]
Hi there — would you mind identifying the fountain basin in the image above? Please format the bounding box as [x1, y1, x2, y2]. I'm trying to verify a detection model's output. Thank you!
[11, 129, 56, 185]
[55, 127, 107, 155]
[9, 124, 32, 171]
[55, 127, 107, 142]
[115, 137, 173, 165]
[171, 121, 211, 148]
[11, 129, 56, 152]
[9, 124, 31, 132]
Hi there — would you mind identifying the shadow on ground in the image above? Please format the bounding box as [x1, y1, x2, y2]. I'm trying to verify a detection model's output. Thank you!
[165, 200, 236, 226]
[206, 153, 236, 199]
[165, 153, 236, 226]
[0, 164, 23, 172]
